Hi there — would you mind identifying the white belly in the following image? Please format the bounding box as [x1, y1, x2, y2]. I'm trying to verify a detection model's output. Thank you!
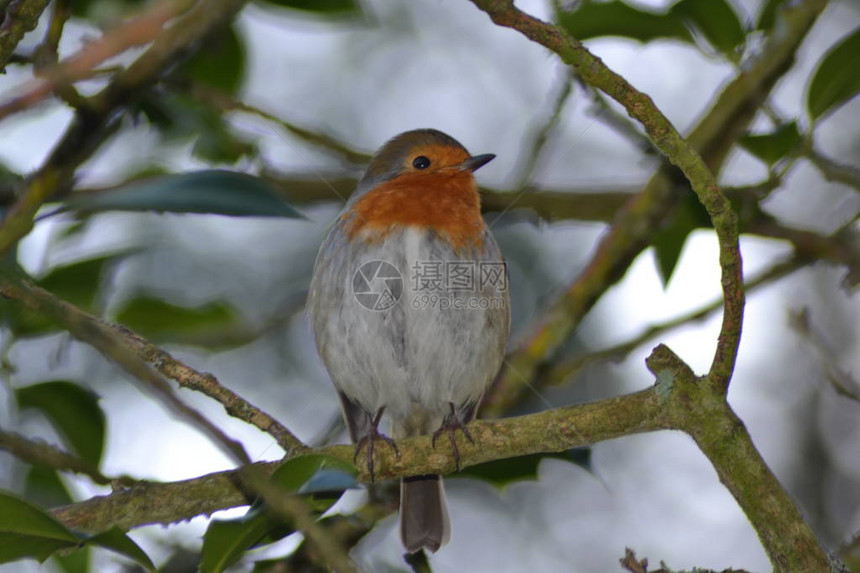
[309, 226, 510, 429]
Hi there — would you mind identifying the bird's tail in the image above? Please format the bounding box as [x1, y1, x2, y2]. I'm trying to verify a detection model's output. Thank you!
[400, 474, 450, 553]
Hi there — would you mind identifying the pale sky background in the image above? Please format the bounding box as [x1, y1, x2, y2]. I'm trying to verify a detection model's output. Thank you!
[1, 0, 859, 571]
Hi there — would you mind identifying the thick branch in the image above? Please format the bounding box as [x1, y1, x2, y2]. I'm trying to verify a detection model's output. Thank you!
[646, 345, 832, 572]
[48, 346, 833, 573]
[51, 387, 664, 533]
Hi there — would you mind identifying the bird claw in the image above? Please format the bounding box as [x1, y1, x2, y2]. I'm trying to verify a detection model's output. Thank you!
[431, 403, 473, 472]
[354, 407, 399, 482]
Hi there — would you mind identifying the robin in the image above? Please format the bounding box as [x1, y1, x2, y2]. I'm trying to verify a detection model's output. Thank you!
[308, 129, 510, 553]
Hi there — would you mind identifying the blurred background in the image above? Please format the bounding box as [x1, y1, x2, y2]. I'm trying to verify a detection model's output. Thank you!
[0, 0, 859, 571]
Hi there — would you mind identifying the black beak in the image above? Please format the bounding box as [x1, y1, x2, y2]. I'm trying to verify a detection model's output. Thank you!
[460, 153, 495, 172]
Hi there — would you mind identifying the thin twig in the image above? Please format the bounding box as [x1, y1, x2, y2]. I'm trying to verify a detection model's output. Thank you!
[182, 81, 372, 165]
[0, 0, 253, 256]
[0, 271, 251, 464]
[487, 67, 576, 228]
[237, 466, 362, 573]
[0, 429, 123, 485]
[0, 0, 195, 120]
[544, 256, 805, 386]
[788, 307, 860, 403]
[805, 144, 860, 193]
[0, 272, 307, 455]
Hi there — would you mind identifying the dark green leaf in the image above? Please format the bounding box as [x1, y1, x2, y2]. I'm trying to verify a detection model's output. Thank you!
[57, 171, 304, 218]
[756, 0, 788, 31]
[24, 466, 74, 509]
[459, 449, 590, 488]
[200, 455, 357, 571]
[0, 254, 124, 338]
[37, 254, 117, 310]
[807, 29, 860, 121]
[88, 528, 155, 572]
[69, 0, 145, 18]
[180, 24, 245, 94]
[670, 0, 745, 57]
[53, 548, 89, 573]
[16, 381, 105, 467]
[739, 121, 801, 166]
[298, 469, 358, 495]
[652, 192, 711, 287]
[191, 128, 258, 165]
[270, 454, 357, 494]
[557, 0, 691, 44]
[114, 296, 241, 342]
[263, 0, 360, 15]
[0, 493, 78, 563]
[200, 513, 280, 573]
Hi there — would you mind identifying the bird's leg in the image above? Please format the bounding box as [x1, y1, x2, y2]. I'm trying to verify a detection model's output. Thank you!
[353, 406, 399, 481]
[431, 402, 474, 472]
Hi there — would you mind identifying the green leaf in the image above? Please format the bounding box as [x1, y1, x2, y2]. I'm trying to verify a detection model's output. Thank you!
[557, 0, 691, 44]
[134, 94, 256, 165]
[807, 29, 860, 121]
[0, 254, 124, 338]
[263, 0, 360, 15]
[53, 548, 89, 573]
[87, 528, 155, 572]
[200, 513, 278, 573]
[670, 0, 745, 57]
[16, 381, 105, 467]
[459, 449, 591, 488]
[270, 454, 357, 494]
[0, 492, 79, 563]
[114, 296, 241, 342]
[24, 466, 74, 509]
[180, 24, 245, 94]
[739, 121, 801, 166]
[652, 192, 711, 287]
[200, 455, 356, 571]
[57, 171, 305, 218]
[298, 469, 358, 495]
[756, 0, 788, 31]
[37, 254, 117, 310]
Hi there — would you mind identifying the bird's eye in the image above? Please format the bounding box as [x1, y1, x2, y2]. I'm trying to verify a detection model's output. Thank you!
[412, 156, 431, 170]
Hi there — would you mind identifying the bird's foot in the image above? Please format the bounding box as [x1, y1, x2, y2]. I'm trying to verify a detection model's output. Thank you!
[431, 403, 474, 472]
[354, 406, 399, 482]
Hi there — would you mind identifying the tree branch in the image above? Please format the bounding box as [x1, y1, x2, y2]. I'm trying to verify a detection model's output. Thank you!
[0, 0, 252, 256]
[0, 270, 307, 455]
[0, 429, 117, 485]
[474, 0, 828, 415]
[0, 267, 252, 465]
[0, 0, 51, 69]
[51, 386, 665, 533]
[47, 345, 834, 573]
[543, 256, 804, 386]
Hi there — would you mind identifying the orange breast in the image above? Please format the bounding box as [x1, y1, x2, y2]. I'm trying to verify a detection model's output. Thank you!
[343, 171, 485, 251]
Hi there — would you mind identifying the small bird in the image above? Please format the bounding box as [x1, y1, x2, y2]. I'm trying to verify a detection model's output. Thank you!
[308, 129, 510, 553]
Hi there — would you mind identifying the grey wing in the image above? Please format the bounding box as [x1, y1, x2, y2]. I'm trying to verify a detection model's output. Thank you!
[461, 229, 511, 422]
